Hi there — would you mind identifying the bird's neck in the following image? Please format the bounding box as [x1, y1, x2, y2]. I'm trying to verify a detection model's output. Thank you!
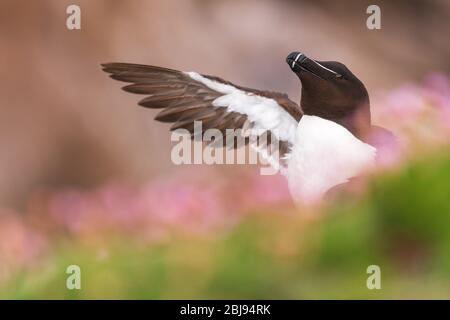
[301, 101, 371, 140]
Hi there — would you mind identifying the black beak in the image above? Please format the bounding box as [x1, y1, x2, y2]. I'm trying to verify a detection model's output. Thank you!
[286, 52, 341, 80]
[286, 52, 307, 69]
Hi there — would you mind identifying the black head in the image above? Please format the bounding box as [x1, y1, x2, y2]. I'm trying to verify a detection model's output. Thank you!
[286, 52, 370, 137]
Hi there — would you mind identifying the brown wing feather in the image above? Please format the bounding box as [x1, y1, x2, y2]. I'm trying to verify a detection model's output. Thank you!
[101, 63, 300, 164]
[102, 63, 238, 131]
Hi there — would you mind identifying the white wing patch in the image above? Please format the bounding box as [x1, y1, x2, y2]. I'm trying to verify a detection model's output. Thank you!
[286, 115, 377, 203]
[185, 72, 298, 144]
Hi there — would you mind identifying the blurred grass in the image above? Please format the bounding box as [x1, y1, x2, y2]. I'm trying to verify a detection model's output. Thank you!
[2, 151, 450, 299]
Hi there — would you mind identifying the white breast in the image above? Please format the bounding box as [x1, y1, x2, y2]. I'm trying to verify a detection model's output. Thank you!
[285, 115, 377, 203]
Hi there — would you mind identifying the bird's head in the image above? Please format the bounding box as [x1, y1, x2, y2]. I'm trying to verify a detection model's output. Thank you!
[286, 52, 370, 136]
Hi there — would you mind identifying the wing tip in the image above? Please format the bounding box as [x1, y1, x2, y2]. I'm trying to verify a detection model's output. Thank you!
[101, 62, 126, 75]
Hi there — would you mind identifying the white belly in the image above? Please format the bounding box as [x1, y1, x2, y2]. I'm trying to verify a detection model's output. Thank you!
[285, 115, 377, 203]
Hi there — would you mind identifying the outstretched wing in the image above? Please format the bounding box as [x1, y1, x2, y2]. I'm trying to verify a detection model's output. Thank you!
[101, 63, 303, 171]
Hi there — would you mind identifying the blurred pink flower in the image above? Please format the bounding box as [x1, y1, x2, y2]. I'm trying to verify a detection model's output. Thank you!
[374, 84, 426, 123]
[372, 72, 450, 155]
[424, 72, 450, 96]
[224, 170, 292, 213]
[48, 189, 91, 234]
[0, 210, 47, 283]
[367, 127, 404, 168]
[423, 72, 450, 127]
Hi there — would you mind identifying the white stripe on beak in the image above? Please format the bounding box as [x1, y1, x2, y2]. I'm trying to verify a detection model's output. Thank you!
[291, 53, 304, 69]
[311, 60, 338, 75]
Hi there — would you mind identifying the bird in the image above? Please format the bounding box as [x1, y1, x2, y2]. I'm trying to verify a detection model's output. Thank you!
[102, 52, 378, 203]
